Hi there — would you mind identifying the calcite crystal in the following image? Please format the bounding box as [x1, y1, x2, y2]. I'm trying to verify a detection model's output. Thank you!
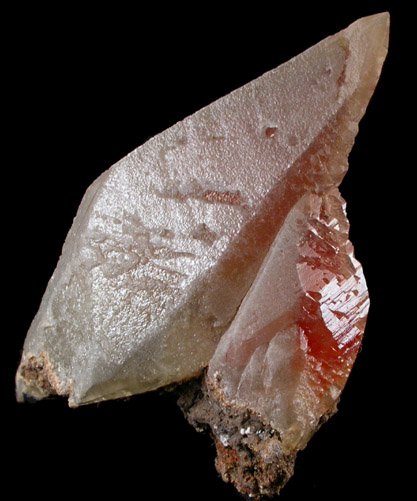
[16, 12, 388, 498]
[208, 189, 369, 452]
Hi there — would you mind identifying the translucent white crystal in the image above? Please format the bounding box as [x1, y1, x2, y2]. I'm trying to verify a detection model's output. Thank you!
[16, 13, 389, 408]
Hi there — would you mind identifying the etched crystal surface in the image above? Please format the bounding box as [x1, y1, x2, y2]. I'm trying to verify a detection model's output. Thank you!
[16, 11, 388, 433]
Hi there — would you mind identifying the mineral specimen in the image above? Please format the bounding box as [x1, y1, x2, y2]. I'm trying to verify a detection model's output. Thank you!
[16, 12, 388, 498]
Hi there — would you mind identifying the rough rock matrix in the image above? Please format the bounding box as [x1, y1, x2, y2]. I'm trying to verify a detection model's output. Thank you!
[178, 375, 299, 498]
[16, 12, 388, 499]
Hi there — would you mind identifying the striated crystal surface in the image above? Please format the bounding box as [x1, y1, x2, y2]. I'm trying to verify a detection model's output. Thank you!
[16, 13, 388, 412]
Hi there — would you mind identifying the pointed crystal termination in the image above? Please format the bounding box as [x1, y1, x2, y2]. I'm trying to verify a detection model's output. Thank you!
[16, 10, 388, 439]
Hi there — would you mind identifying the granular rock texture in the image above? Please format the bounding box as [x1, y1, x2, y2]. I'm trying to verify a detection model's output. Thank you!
[19, 352, 58, 398]
[178, 375, 297, 498]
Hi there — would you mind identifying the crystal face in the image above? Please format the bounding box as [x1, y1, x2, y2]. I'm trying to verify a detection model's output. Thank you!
[208, 189, 370, 452]
[16, 16, 388, 491]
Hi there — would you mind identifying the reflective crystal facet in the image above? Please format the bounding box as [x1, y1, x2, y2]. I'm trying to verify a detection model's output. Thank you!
[208, 189, 370, 452]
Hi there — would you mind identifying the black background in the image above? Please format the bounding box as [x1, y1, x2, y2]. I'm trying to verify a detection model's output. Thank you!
[5, 3, 410, 500]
